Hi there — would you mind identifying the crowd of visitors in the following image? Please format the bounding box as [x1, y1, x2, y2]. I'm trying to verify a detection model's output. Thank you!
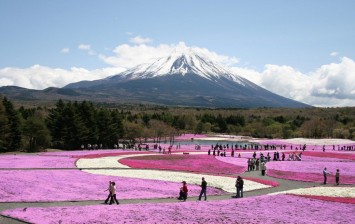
[99, 141, 348, 205]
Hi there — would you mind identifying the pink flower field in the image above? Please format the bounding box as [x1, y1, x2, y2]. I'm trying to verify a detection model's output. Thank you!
[299, 151, 355, 161]
[268, 169, 355, 184]
[119, 154, 245, 175]
[40, 149, 149, 157]
[266, 161, 355, 184]
[1, 137, 354, 223]
[2, 194, 354, 224]
[0, 155, 77, 168]
[73, 151, 153, 159]
[0, 170, 223, 202]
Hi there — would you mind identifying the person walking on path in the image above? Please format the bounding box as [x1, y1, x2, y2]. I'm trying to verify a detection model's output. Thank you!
[181, 181, 188, 202]
[109, 182, 119, 205]
[236, 176, 244, 198]
[323, 167, 328, 184]
[335, 169, 340, 185]
[104, 181, 112, 204]
[198, 177, 207, 201]
[261, 162, 266, 176]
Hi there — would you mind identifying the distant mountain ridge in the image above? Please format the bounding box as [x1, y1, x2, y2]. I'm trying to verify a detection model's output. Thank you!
[0, 43, 311, 108]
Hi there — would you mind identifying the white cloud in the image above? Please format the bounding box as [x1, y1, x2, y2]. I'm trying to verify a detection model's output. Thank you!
[78, 44, 91, 50]
[330, 51, 338, 57]
[99, 41, 239, 69]
[192, 45, 239, 66]
[232, 57, 355, 107]
[60, 48, 70, 54]
[0, 65, 125, 90]
[99, 43, 174, 68]
[78, 44, 96, 55]
[310, 57, 355, 100]
[129, 35, 152, 45]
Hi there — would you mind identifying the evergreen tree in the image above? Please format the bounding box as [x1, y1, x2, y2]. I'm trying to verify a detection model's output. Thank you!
[46, 99, 66, 148]
[0, 102, 9, 152]
[2, 97, 22, 150]
[47, 100, 87, 149]
[111, 110, 124, 143]
[23, 116, 51, 152]
[76, 101, 98, 144]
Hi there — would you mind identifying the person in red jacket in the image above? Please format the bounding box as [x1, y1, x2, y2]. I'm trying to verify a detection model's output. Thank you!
[182, 181, 188, 201]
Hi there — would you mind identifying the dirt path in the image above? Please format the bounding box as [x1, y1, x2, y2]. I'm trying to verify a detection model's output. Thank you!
[0, 167, 326, 224]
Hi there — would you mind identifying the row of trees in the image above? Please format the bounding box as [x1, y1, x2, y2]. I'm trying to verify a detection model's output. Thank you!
[1, 97, 354, 152]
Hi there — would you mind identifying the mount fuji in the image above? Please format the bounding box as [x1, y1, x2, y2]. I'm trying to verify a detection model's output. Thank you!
[0, 43, 310, 108]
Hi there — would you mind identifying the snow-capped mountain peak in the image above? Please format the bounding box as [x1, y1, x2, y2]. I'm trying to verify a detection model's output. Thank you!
[116, 42, 246, 85]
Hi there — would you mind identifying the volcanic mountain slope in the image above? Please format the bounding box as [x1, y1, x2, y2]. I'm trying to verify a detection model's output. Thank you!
[0, 44, 310, 108]
[64, 44, 309, 108]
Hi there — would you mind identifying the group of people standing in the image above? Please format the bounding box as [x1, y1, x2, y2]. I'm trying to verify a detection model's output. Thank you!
[323, 168, 340, 185]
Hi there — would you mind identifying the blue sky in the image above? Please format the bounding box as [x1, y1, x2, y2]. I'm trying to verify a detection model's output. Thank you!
[1, 0, 355, 106]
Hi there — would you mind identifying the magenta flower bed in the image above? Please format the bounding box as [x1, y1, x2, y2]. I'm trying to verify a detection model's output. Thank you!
[3, 194, 354, 224]
[119, 154, 245, 175]
[289, 194, 355, 204]
[0, 155, 76, 168]
[215, 156, 248, 170]
[0, 170, 223, 202]
[267, 169, 355, 184]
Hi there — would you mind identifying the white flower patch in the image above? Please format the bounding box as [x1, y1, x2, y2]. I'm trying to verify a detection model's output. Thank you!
[270, 187, 355, 198]
[77, 153, 271, 193]
[81, 168, 270, 193]
[76, 154, 152, 169]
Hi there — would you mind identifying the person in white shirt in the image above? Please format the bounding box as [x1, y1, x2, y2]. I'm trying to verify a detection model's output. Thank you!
[104, 181, 112, 204]
[109, 182, 119, 205]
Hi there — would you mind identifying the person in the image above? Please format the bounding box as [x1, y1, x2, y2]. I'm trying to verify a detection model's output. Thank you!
[104, 181, 112, 204]
[255, 158, 260, 171]
[109, 182, 119, 205]
[236, 176, 244, 198]
[178, 187, 184, 200]
[323, 167, 328, 184]
[235, 177, 239, 197]
[261, 162, 266, 176]
[335, 169, 340, 185]
[198, 177, 207, 201]
[247, 159, 251, 171]
[181, 181, 188, 201]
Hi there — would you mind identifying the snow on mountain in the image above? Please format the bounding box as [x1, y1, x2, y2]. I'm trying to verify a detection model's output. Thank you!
[107, 42, 248, 86]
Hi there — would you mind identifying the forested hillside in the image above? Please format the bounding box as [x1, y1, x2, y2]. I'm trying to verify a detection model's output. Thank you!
[0, 97, 354, 152]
